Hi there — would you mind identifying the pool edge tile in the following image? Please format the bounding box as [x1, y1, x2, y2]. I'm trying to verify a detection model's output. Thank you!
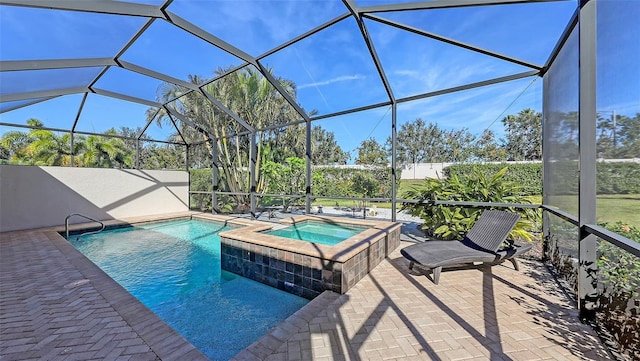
[45, 230, 210, 361]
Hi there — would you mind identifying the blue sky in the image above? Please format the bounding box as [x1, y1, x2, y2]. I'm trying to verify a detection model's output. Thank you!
[1, 0, 638, 160]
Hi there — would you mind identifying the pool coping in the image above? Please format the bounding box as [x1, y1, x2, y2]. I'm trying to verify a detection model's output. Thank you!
[218, 215, 402, 297]
[31, 211, 211, 360]
[218, 215, 401, 263]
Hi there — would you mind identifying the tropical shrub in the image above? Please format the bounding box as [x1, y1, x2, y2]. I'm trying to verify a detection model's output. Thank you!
[596, 222, 640, 360]
[445, 162, 542, 196]
[596, 162, 640, 194]
[402, 166, 539, 241]
[190, 169, 213, 211]
[351, 172, 381, 218]
[261, 157, 306, 212]
[598, 222, 640, 299]
[445, 161, 640, 196]
[311, 166, 398, 198]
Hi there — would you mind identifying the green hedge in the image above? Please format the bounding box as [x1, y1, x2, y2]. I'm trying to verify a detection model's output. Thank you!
[444, 162, 640, 196]
[444, 163, 542, 196]
[597, 162, 640, 194]
[190, 166, 400, 210]
[546, 161, 640, 195]
[312, 166, 399, 198]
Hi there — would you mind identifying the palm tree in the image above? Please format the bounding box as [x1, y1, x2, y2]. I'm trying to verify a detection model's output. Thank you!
[1, 129, 30, 164]
[150, 66, 305, 211]
[0, 118, 41, 164]
[83, 130, 133, 168]
[0, 119, 82, 166]
[25, 129, 72, 166]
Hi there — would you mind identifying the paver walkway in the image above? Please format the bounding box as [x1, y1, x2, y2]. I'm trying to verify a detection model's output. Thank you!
[0, 226, 207, 361]
[1, 216, 610, 360]
[236, 243, 610, 361]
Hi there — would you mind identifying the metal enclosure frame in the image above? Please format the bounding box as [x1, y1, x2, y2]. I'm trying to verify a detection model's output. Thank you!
[1, 0, 639, 321]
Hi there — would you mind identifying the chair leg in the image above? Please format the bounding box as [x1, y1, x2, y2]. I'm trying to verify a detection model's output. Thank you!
[509, 258, 519, 271]
[432, 267, 442, 285]
[408, 261, 414, 270]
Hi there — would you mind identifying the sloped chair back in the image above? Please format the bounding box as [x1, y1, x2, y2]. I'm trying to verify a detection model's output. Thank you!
[462, 210, 520, 253]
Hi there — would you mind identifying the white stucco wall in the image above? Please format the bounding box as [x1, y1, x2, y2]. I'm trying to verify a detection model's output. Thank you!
[0, 165, 189, 232]
[400, 163, 452, 180]
[399, 161, 548, 180]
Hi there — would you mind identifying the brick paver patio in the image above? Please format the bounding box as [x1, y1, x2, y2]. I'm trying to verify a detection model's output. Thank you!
[1, 216, 610, 360]
[237, 247, 610, 361]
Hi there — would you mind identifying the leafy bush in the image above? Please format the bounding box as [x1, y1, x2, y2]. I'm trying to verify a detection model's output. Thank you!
[402, 166, 539, 241]
[190, 169, 213, 211]
[597, 162, 640, 194]
[261, 157, 306, 212]
[445, 163, 542, 196]
[546, 160, 579, 196]
[445, 161, 640, 196]
[598, 223, 640, 298]
[596, 222, 640, 360]
[311, 166, 398, 198]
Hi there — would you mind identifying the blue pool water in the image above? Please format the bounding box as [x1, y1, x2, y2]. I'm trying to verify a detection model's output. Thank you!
[69, 219, 308, 361]
[266, 221, 366, 245]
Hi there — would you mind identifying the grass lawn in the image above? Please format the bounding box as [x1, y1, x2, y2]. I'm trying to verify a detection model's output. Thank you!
[312, 178, 638, 227]
[596, 194, 640, 225]
[549, 194, 639, 225]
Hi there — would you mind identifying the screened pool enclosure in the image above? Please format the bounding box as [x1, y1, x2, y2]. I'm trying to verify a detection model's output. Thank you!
[1, 0, 639, 326]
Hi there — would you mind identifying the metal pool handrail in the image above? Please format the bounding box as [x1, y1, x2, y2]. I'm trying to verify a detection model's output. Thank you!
[65, 213, 105, 240]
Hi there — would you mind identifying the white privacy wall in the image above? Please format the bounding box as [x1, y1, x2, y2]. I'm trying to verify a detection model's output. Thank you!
[0, 165, 189, 232]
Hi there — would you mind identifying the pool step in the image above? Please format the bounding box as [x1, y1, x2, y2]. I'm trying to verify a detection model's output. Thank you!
[232, 291, 342, 360]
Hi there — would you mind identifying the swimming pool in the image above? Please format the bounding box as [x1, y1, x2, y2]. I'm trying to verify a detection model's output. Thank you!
[265, 221, 366, 245]
[68, 219, 308, 361]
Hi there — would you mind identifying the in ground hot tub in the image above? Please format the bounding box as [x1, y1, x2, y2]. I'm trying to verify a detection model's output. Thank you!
[219, 215, 401, 298]
[264, 220, 367, 245]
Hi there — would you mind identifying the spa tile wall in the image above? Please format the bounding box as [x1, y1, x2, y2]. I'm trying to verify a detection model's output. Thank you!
[220, 225, 400, 299]
[220, 239, 340, 299]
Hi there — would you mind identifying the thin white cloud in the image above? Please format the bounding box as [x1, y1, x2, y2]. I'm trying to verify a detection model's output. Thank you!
[298, 75, 365, 90]
[395, 76, 542, 136]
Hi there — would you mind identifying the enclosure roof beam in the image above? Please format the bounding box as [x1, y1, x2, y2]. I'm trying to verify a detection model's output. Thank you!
[165, 112, 188, 145]
[0, 58, 116, 72]
[255, 61, 311, 122]
[257, 12, 352, 60]
[0, 0, 165, 18]
[1, 86, 89, 102]
[71, 92, 88, 132]
[92, 88, 162, 108]
[365, 14, 542, 71]
[359, 0, 567, 13]
[117, 60, 199, 91]
[0, 122, 71, 133]
[165, 11, 256, 65]
[0, 96, 58, 114]
[164, 104, 215, 141]
[199, 88, 255, 132]
[84, 18, 157, 98]
[162, 63, 250, 106]
[542, 6, 578, 76]
[310, 101, 393, 122]
[259, 119, 306, 133]
[397, 70, 539, 104]
[0, 121, 183, 145]
[138, 108, 161, 140]
[342, 0, 395, 103]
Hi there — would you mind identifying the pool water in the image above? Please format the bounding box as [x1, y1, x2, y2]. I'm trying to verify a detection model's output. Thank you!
[266, 221, 366, 246]
[69, 219, 308, 361]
